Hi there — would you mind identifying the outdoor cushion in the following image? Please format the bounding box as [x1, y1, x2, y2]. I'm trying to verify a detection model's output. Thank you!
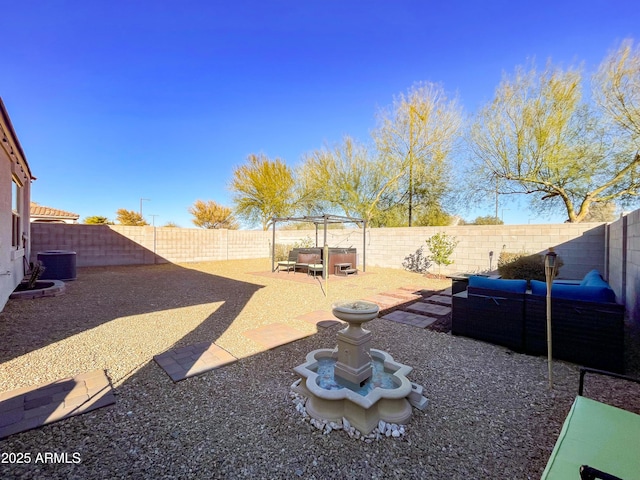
[541, 396, 640, 479]
[468, 276, 527, 293]
[530, 279, 616, 303]
[580, 269, 611, 289]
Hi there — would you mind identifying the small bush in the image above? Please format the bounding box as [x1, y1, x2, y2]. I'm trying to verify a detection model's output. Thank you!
[425, 232, 459, 275]
[273, 244, 289, 261]
[497, 251, 563, 282]
[402, 246, 432, 273]
[293, 236, 315, 249]
[274, 236, 316, 261]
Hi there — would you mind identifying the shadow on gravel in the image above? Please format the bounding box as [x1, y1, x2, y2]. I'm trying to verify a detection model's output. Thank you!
[0, 263, 264, 364]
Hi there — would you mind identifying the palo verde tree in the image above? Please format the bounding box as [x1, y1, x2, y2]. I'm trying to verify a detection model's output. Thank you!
[189, 200, 239, 229]
[594, 39, 640, 144]
[298, 136, 395, 225]
[83, 215, 111, 225]
[116, 209, 148, 226]
[229, 154, 296, 230]
[469, 39, 640, 222]
[374, 82, 463, 226]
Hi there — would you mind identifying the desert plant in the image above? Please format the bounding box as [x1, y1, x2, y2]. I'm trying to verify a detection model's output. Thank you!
[27, 261, 46, 289]
[425, 232, 459, 276]
[497, 251, 563, 283]
[292, 236, 315, 249]
[402, 246, 432, 273]
[273, 243, 290, 261]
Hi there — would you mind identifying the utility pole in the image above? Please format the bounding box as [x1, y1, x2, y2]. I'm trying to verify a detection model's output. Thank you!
[408, 106, 413, 227]
[140, 198, 150, 217]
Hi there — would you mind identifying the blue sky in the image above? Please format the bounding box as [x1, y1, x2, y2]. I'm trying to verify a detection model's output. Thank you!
[3, 1, 638, 227]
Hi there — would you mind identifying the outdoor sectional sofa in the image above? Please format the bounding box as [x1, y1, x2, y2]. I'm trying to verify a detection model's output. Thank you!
[451, 270, 625, 372]
[451, 277, 528, 352]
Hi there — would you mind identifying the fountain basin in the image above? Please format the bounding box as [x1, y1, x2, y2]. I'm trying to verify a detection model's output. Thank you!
[331, 300, 380, 324]
[293, 348, 413, 434]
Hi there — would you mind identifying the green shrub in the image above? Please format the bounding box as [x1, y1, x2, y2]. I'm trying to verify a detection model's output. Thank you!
[497, 251, 563, 282]
[425, 232, 459, 275]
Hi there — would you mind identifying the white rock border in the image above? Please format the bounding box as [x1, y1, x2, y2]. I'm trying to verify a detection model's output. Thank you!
[290, 388, 407, 441]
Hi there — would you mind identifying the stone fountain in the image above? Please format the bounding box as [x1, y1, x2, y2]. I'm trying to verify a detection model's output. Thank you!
[292, 300, 427, 435]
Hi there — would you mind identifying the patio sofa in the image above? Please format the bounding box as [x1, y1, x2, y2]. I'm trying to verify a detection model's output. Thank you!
[451, 276, 528, 352]
[525, 270, 625, 373]
[541, 367, 640, 479]
[288, 248, 322, 274]
[451, 271, 625, 372]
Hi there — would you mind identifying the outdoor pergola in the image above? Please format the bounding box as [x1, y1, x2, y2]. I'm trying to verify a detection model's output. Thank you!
[270, 214, 367, 275]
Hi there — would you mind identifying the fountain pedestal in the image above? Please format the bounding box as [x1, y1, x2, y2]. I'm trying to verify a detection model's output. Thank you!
[334, 326, 372, 387]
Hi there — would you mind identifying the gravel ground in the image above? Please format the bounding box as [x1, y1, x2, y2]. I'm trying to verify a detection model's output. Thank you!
[0, 259, 638, 479]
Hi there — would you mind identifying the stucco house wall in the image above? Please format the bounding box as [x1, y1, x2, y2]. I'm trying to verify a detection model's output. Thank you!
[0, 99, 33, 310]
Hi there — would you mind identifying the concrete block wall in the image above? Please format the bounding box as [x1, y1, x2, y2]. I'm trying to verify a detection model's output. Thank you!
[607, 216, 625, 297]
[626, 209, 640, 324]
[363, 223, 605, 279]
[31, 222, 607, 280]
[154, 227, 228, 263]
[608, 209, 640, 323]
[28, 212, 640, 323]
[30, 224, 156, 267]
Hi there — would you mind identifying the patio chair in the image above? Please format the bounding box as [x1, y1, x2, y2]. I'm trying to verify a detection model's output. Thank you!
[276, 250, 297, 273]
[542, 367, 640, 479]
[295, 253, 321, 274]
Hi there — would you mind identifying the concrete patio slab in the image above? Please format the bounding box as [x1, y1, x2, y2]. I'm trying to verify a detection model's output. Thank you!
[154, 342, 238, 382]
[381, 310, 438, 328]
[407, 302, 451, 316]
[0, 369, 115, 439]
[243, 323, 314, 350]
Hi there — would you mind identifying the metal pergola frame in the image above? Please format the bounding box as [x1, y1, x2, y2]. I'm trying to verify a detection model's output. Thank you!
[271, 214, 367, 276]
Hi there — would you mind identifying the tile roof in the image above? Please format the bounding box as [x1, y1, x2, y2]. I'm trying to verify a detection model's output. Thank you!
[30, 203, 80, 219]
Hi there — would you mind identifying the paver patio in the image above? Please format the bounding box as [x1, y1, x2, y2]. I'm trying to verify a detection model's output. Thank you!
[153, 342, 238, 382]
[407, 301, 451, 316]
[0, 369, 115, 439]
[381, 310, 438, 328]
